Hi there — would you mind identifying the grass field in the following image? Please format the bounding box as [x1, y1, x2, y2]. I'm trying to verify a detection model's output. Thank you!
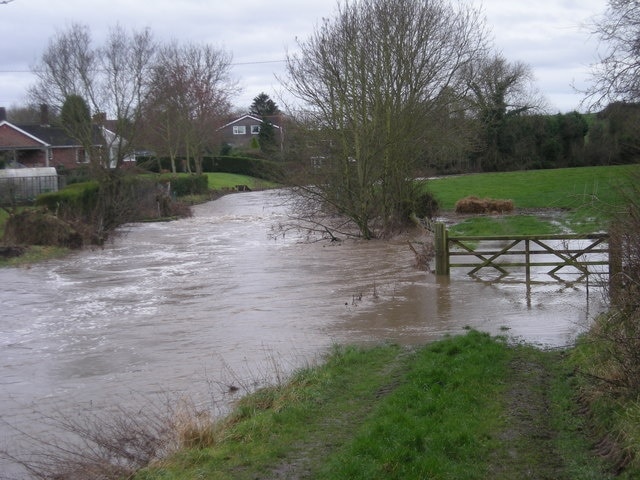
[426, 165, 637, 211]
[2, 165, 635, 252]
[425, 165, 639, 234]
[204, 172, 278, 190]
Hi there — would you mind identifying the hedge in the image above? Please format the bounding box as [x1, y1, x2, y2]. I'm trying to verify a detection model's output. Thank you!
[158, 174, 208, 197]
[35, 181, 99, 216]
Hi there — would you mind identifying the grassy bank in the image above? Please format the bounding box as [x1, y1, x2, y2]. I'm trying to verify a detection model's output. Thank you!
[134, 331, 627, 480]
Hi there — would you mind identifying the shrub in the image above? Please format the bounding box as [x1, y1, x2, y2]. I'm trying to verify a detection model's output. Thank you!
[455, 196, 514, 214]
[587, 173, 640, 398]
[413, 191, 439, 219]
[35, 181, 99, 218]
[31, 175, 193, 245]
[2, 209, 83, 248]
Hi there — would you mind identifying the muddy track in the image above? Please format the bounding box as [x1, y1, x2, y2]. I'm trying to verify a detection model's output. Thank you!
[491, 350, 568, 480]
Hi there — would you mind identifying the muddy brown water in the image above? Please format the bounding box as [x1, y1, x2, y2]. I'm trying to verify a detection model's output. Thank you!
[0, 190, 606, 477]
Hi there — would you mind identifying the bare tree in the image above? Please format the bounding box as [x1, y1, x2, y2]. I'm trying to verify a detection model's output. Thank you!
[30, 24, 97, 110]
[144, 42, 235, 173]
[585, 0, 640, 109]
[29, 23, 157, 170]
[283, 0, 488, 239]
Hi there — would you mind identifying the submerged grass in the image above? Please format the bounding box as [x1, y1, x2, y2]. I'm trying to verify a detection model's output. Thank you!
[0, 245, 69, 267]
[449, 215, 559, 237]
[135, 331, 623, 480]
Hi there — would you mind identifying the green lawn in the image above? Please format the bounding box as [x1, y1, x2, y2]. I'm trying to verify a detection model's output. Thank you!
[204, 172, 278, 190]
[425, 165, 639, 234]
[425, 165, 637, 211]
[0, 208, 8, 238]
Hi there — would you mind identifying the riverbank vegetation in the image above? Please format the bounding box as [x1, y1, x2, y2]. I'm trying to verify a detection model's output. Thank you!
[9, 331, 640, 479]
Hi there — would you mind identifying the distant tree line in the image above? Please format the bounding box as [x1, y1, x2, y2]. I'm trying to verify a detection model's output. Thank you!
[432, 102, 640, 174]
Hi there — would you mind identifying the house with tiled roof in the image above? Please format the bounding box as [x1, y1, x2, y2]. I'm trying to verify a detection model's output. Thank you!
[0, 107, 123, 170]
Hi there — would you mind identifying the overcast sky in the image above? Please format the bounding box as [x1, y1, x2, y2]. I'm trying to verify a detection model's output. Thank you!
[0, 0, 607, 114]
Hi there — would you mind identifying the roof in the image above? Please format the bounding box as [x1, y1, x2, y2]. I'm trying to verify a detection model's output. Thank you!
[1, 120, 111, 148]
[0, 120, 49, 146]
[17, 124, 81, 147]
[219, 114, 282, 130]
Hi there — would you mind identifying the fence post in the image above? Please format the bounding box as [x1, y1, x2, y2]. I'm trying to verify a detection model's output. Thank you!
[435, 222, 449, 276]
[608, 229, 622, 294]
[525, 239, 531, 283]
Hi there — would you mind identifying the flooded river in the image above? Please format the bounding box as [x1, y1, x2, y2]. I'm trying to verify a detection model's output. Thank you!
[0, 190, 606, 477]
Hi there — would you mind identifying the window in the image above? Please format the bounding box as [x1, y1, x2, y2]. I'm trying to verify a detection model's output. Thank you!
[233, 125, 246, 135]
[76, 148, 90, 164]
[251, 124, 261, 134]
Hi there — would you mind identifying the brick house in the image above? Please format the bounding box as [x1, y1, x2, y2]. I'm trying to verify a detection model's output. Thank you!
[218, 114, 283, 150]
[0, 107, 123, 171]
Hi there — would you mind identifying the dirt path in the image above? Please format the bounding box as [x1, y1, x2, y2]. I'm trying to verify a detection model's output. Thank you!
[490, 350, 569, 479]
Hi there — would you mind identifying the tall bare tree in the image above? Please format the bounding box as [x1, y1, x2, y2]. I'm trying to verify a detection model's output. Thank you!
[29, 23, 157, 170]
[283, 0, 488, 239]
[585, 0, 640, 109]
[144, 42, 235, 173]
[30, 24, 96, 108]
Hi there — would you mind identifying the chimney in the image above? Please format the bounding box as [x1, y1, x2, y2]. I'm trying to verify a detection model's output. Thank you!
[0, 107, 6, 122]
[92, 112, 106, 125]
[40, 104, 49, 126]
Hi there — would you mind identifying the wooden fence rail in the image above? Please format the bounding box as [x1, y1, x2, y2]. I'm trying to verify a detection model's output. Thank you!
[433, 222, 615, 280]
